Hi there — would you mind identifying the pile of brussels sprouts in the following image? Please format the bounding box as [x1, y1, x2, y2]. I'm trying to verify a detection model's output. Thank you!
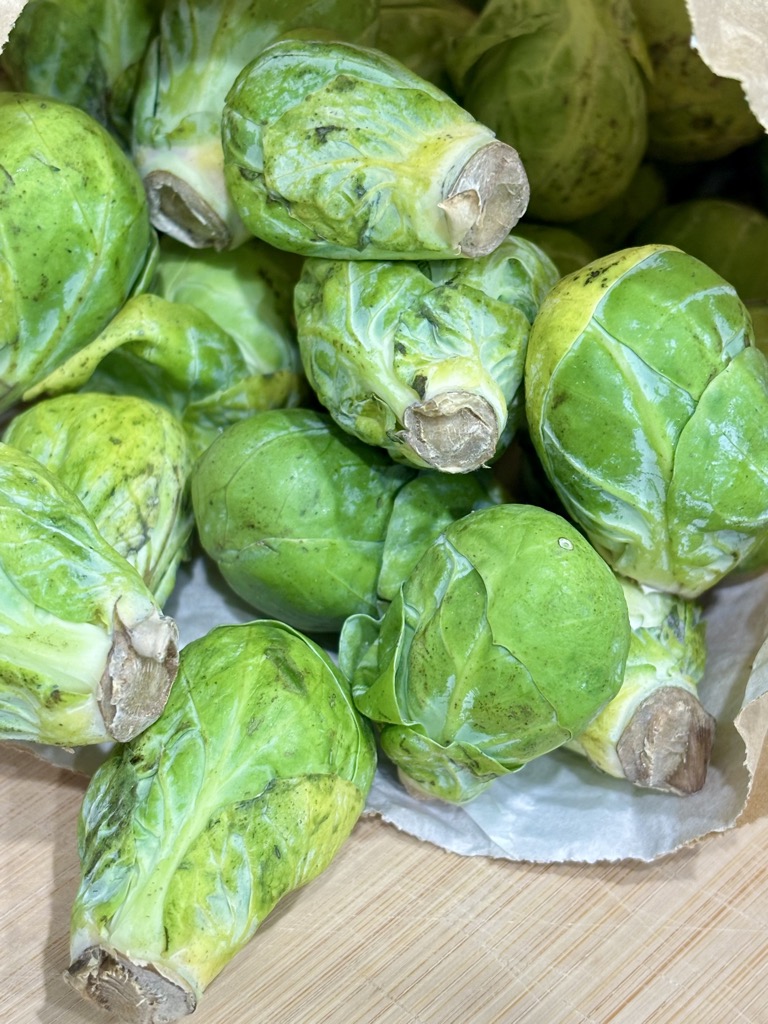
[1, 1, 767, 1020]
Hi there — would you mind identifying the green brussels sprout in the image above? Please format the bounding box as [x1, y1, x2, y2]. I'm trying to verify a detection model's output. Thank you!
[512, 224, 598, 276]
[66, 619, 376, 1022]
[375, 0, 477, 93]
[630, 0, 764, 163]
[450, 0, 650, 222]
[222, 38, 530, 261]
[131, 0, 380, 250]
[340, 503, 631, 803]
[0, 93, 156, 416]
[0, 0, 159, 140]
[25, 293, 306, 460]
[569, 161, 668, 255]
[633, 198, 768, 303]
[191, 408, 414, 633]
[3, 393, 194, 606]
[151, 234, 303, 377]
[567, 577, 715, 794]
[294, 235, 559, 473]
[525, 244, 768, 597]
[0, 442, 178, 747]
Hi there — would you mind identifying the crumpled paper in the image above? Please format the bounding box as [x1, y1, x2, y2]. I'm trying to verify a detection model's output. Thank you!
[3, 0, 768, 865]
[687, 0, 768, 132]
[0, 1, 26, 51]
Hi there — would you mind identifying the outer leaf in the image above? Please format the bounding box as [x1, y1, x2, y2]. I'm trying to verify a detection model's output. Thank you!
[25, 293, 306, 460]
[3, 393, 194, 605]
[375, 0, 477, 93]
[152, 234, 303, 376]
[633, 198, 768, 303]
[0, 0, 159, 138]
[378, 469, 502, 601]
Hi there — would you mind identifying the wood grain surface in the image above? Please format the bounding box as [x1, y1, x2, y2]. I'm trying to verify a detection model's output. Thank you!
[3, 744, 768, 1024]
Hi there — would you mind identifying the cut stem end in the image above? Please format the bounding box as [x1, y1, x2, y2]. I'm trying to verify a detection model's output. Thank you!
[616, 686, 716, 795]
[440, 140, 530, 258]
[400, 391, 499, 473]
[100, 602, 179, 743]
[65, 946, 195, 1024]
[144, 171, 232, 250]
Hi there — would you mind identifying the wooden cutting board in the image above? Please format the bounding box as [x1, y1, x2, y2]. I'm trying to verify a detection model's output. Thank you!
[2, 743, 767, 1024]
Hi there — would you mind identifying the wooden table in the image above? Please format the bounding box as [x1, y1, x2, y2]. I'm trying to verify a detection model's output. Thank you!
[2, 742, 768, 1024]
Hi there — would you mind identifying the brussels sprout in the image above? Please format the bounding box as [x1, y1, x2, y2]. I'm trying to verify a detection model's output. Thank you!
[131, 0, 380, 250]
[633, 198, 768, 303]
[375, 0, 477, 93]
[151, 234, 303, 376]
[294, 235, 559, 472]
[25, 293, 306, 460]
[0, 93, 156, 416]
[525, 244, 768, 597]
[567, 577, 715, 794]
[630, 0, 764, 163]
[222, 38, 530, 261]
[3, 393, 194, 605]
[340, 503, 631, 803]
[66, 619, 375, 1023]
[512, 224, 598, 276]
[0, 442, 178, 747]
[450, 0, 650, 222]
[0, 0, 159, 140]
[191, 409, 414, 633]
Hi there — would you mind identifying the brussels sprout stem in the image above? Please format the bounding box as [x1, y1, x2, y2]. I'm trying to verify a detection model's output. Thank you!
[100, 598, 179, 743]
[400, 391, 498, 473]
[65, 946, 195, 1024]
[144, 170, 231, 250]
[440, 140, 530, 258]
[136, 139, 249, 251]
[615, 686, 716, 795]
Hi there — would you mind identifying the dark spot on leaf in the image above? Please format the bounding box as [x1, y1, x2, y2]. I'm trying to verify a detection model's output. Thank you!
[412, 374, 428, 398]
[330, 75, 356, 93]
[314, 125, 342, 143]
